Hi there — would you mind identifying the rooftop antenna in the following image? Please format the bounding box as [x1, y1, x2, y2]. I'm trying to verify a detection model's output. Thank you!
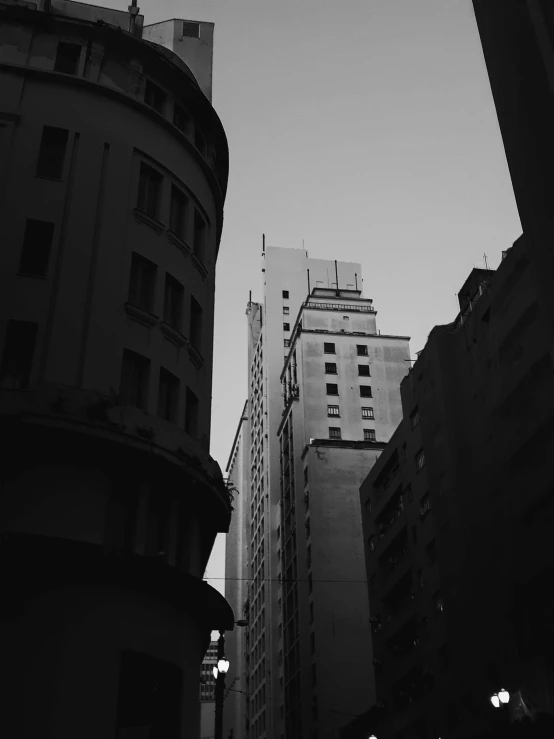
[483, 253, 489, 270]
[355, 272, 358, 291]
[262, 234, 265, 255]
[334, 260, 340, 295]
[249, 290, 252, 305]
[307, 269, 311, 296]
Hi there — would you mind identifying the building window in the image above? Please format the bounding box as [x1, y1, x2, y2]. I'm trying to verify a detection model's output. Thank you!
[327, 405, 339, 417]
[158, 368, 179, 422]
[356, 344, 369, 356]
[185, 387, 199, 437]
[173, 104, 190, 134]
[282, 290, 289, 299]
[116, 650, 182, 739]
[360, 385, 372, 398]
[18, 219, 55, 277]
[182, 20, 200, 37]
[0, 320, 38, 390]
[364, 429, 376, 441]
[416, 448, 425, 471]
[193, 210, 206, 262]
[164, 274, 183, 329]
[137, 163, 163, 220]
[324, 362, 337, 374]
[284, 339, 290, 347]
[326, 383, 339, 396]
[329, 427, 341, 439]
[128, 253, 157, 312]
[169, 186, 187, 240]
[119, 349, 150, 410]
[36, 126, 68, 179]
[358, 365, 370, 376]
[189, 296, 203, 351]
[324, 342, 335, 354]
[54, 41, 81, 74]
[283, 323, 290, 332]
[411, 407, 420, 429]
[144, 79, 166, 113]
[420, 493, 431, 518]
[361, 407, 374, 419]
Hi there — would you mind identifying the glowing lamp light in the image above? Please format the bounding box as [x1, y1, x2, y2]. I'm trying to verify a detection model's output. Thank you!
[218, 659, 230, 675]
[498, 688, 510, 704]
[490, 694, 500, 708]
[213, 666, 218, 679]
[368, 735, 377, 739]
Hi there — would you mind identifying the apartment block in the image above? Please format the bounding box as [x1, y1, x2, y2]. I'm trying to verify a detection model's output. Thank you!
[349, 236, 554, 739]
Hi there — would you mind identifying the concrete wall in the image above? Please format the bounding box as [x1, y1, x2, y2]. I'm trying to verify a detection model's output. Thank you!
[0, 582, 204, 738]
[305, 444, 382, 738]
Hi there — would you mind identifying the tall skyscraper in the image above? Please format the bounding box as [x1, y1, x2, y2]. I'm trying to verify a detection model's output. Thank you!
[0, 1, 232, 736]
[224, 246, 410, 739]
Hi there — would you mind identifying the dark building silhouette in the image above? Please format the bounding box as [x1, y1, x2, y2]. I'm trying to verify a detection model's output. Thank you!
[346, 236, 554, 738]
[0, 1, 233, 737]
[472, 0, 554, 361]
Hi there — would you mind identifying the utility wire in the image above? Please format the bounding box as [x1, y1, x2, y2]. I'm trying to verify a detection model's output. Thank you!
[203, 576, 369, 584]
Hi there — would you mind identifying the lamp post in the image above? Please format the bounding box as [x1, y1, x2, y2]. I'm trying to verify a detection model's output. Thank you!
[213, 630, 229, 739]
[213, 621, 247, 739]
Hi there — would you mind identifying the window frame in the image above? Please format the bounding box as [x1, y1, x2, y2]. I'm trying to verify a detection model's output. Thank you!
[327, 404, 340, 417]
[137, 162, 163, 220]
[363, 429, 376, 441]
[358, 364, 371, 377]
[323, 342, 336, 354]
[360, 385, 372, 398]
[54, 41, 81, 75]
[329, 426, 341, 439]
[356, 344, 369, 356]
[361, 407, 374, 419]
[324, 362, 337, 374]
[326, 383, 339, 396]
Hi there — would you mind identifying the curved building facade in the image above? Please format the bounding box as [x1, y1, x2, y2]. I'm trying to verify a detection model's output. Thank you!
[0, 1, 233, 736]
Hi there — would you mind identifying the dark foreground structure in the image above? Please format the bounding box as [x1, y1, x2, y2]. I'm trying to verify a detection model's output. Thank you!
[0, 1, 233, 736]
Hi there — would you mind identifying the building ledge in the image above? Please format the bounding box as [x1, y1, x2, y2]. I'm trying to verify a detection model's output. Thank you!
[160, 321, 187, 347]
[188, 343, 204, 368]
[124, 301, 159, 327]
[0, 531, 235, 631]
[191, 253, 208, 280]
[167, 230, 191, 257]
[133, 208, 165, 234]
[301, 438, 386, 460]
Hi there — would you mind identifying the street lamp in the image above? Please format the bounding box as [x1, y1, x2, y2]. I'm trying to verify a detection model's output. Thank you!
[490, 688, 510, 708]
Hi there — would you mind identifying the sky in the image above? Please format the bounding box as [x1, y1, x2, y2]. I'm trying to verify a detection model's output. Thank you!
[85, 0, 521, 599]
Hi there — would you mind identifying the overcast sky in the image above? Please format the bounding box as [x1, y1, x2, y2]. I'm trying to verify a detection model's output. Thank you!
[85, 0, 521, 598]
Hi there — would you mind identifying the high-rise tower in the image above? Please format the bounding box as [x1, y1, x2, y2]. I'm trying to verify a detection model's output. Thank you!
[224, 246, 410, 739]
